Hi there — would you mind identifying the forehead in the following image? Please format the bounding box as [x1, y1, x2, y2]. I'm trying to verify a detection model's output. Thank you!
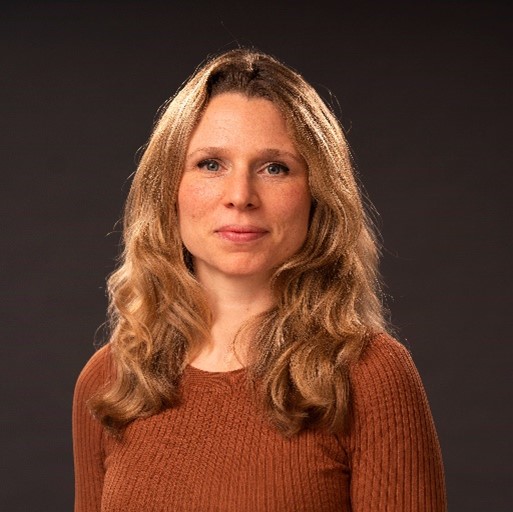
[187, 92, 298, 151]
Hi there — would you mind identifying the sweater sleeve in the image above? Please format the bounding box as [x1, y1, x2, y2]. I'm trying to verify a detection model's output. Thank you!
[72, 345, 111, 512]
[346, 334, 447, 511]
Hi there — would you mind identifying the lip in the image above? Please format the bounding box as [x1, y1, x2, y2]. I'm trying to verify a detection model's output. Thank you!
[215, 224, 268, 242]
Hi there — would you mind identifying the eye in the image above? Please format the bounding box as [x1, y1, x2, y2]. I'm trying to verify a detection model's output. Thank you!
[266, 163, 289, 175]
[198, 159, 220, 172]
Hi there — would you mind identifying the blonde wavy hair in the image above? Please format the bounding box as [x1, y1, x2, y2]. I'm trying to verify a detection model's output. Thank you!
[92, 48, 388, 436]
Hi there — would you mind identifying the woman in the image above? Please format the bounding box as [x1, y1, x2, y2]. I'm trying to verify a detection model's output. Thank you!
[73, 48, 446, 511]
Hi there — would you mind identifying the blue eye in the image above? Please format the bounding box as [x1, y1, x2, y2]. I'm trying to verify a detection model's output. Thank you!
[198, 159, 220, 172]
[266, 163, 289, 175]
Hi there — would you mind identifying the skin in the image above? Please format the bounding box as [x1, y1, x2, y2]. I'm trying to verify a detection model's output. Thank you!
[177, 92, 311, 370]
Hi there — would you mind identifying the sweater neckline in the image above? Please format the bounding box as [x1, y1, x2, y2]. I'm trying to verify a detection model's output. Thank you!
[185, 364, 247, 377]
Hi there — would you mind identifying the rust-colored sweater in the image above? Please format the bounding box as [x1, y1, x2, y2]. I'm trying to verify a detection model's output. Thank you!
[73, 334, 446, 511]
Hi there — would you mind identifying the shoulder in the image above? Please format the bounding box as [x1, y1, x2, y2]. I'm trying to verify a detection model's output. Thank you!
[352, 332, 419, 380]
[350, 332, 430, 413]
[73, 344, 113, 403]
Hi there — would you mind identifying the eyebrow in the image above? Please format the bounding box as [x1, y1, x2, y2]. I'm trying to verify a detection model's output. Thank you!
[186, 146, 306, 166]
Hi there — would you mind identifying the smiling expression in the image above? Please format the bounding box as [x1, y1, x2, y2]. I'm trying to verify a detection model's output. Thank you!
[177, 92, 312, 284]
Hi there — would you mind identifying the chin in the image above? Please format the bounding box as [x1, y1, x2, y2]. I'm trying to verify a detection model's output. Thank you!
[210, 259, 276, 280]
[194, 253, 286, 282]
[220, 266, 273, 279]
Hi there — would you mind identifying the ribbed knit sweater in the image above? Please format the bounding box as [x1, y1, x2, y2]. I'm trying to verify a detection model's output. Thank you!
[73, 334, 446, 511]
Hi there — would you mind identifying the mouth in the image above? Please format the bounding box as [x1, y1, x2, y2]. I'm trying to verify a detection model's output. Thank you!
[215, 225, 268, 242]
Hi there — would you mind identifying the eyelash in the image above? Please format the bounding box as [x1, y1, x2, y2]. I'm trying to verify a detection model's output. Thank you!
[197, 159, 290, 175]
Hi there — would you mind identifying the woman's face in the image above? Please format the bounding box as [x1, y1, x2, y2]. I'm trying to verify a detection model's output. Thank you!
[177, 92, 311, 284]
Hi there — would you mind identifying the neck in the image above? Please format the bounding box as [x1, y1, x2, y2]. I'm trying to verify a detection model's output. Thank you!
[190, 269, 274, 371]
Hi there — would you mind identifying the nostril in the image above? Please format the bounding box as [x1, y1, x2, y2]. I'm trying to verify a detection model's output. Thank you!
[227, 201, 255, 209]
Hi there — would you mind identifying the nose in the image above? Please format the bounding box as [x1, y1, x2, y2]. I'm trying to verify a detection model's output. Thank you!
[222, 168, 259, 210]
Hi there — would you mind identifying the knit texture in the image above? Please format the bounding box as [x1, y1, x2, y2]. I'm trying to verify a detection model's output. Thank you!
[73, 334, 446, 511]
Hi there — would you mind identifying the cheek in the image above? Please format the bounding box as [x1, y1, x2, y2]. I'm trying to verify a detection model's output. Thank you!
[177, 181, 213, 222]
[273, 187, 311, 243]
[287, 188, 312, 230]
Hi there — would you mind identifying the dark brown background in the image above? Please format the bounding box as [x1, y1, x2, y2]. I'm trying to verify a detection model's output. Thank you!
[2, 1, 511, 510]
